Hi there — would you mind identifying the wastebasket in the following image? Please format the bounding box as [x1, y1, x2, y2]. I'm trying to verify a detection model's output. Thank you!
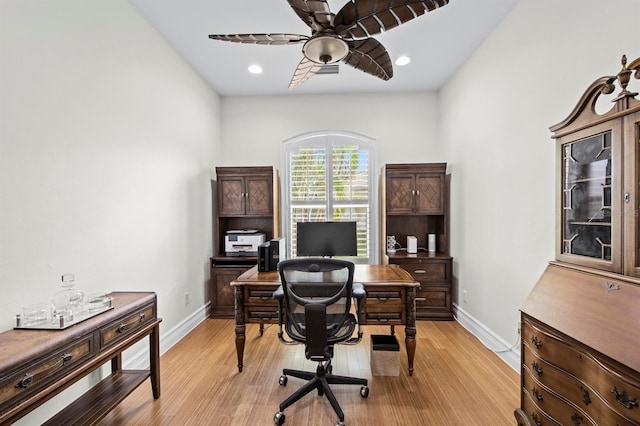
[370, 334, 400, 376]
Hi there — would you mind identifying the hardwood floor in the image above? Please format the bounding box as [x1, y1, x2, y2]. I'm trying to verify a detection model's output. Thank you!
[98, 319, 519, 425]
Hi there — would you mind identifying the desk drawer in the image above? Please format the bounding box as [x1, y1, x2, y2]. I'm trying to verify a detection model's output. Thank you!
[246, 286, 279, 306]
[0, 335, 94, 414]
[390, 258, 451, 283]
[99, 303, 155, 350]
[364, 288, 404, 305]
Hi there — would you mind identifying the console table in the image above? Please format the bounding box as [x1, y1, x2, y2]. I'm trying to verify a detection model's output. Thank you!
[0, 291, 161, 425]
[231, 264, 419, 375]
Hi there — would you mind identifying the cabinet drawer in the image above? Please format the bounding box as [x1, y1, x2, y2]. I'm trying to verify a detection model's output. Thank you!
[416, 286, 450, 309]
[99, 303, 155, 350]
[391, 259, 451, 283]
[0, 335, 94, 414]
[522, 367, 597, 426]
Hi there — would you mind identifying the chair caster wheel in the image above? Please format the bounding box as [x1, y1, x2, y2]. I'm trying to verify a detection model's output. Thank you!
[335, 421, 345, 426]
[360, 385, 369, 398]
[279, 375, 288, 386]
[274, 411, 285, 425]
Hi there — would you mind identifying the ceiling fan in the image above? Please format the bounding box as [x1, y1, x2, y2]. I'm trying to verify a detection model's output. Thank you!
[208, 0, 450, 88]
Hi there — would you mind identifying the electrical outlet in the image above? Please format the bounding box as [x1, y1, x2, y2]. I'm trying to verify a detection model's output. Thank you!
[185, 293, 190, 306]
[61, 273, 75, 283]
[463, 290, 467, 303]
[518, 321, 522, 335]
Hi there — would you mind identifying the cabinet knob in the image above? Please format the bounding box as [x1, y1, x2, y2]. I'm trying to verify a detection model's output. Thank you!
[117, 323, 126, 333]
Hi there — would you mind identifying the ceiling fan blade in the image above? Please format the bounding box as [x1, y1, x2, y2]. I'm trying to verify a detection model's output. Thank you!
[287, 0, 333, 33]
[334, 0, 449, 39]
[289, 57, 323, 89]
[343, 38, 393, 81]
[208, 33, 309, 45]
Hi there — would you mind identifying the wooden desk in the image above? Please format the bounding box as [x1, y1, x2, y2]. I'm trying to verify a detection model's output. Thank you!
[0, 292, 161, 425]
[231, 264, 419, 375]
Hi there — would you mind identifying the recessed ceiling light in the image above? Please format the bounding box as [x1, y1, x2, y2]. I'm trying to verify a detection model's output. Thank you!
[248, 64, 263, 74]
[395, 56, 411, 66]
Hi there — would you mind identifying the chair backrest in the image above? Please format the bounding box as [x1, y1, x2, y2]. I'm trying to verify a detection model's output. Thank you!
[277, 258, 356, 361]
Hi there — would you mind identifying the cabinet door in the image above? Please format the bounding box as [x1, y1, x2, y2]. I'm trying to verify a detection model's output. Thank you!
[556, 120, 623, 273]
[218, 176, 245, 216]
[245, 175, 272, 216]
[386, 174, 415, 214]
[415, 173, 444, 214]
[624, 111, 640, 277]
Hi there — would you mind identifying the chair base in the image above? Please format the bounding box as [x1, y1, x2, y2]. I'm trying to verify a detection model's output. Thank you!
[277, 359, 368, 424]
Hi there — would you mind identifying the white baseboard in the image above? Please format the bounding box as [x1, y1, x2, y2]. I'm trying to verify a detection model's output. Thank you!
[452, 303, 520, 372]
[124, 303, 209, 370]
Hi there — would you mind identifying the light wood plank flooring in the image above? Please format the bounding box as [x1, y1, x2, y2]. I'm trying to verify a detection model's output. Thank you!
[98, 319, 519, 425]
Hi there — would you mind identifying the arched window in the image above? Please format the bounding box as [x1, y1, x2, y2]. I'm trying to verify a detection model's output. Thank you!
[282, 131, 378, 263]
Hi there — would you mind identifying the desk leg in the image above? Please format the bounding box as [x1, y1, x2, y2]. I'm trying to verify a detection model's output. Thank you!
[150, 323, 161, 398]
[405, 287, 417, 376]
[234, 286, 246, 373]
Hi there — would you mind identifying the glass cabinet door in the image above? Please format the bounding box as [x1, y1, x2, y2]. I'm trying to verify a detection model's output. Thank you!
[561, 132, 612, 261]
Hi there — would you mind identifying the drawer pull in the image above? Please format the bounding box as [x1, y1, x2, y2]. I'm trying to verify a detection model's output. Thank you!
[532, 387, 543, 401]
[530, 413, 542, 426]
[531, 335, 542, 349]
[139, 312, 145, 322]
[15, 373, 33, 388]
[117, 323, 126, 333]
[570, 413, 583, 424]
[531, 361, 543, 375]
[611, 387, 639, 409]
[414, 269, 426, 274]
[61, 353, 73, 364]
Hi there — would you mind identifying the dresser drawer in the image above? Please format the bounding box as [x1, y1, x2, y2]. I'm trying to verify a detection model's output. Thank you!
[0, 335, 94, 414]
[523, 345, 639, 425]
[390, 258, 451, 283]
[99, 303, 156, 350]
[522, 367, 597, 426]
[522, 319, 587, 379]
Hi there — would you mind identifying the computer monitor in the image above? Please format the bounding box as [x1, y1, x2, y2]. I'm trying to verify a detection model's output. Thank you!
[296, 221, 358, 257]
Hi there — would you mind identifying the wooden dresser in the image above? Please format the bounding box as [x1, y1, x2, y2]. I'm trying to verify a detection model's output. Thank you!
[0, 291, 161, 425]
[515, 263, 640, 426]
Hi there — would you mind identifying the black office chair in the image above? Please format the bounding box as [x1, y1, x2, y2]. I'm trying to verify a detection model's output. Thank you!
[272, 258, 369, 426]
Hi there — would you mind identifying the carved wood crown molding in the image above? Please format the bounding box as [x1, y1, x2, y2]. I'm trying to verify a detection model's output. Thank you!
[550, 54, 640, 136]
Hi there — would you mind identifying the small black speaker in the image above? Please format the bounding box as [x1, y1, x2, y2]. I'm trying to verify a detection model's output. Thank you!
[258, 242, 270, 272]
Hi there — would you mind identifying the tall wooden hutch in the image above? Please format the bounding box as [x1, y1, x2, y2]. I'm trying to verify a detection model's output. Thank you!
[515, 56, 640, 426]
[381, 163, 453, 320]
[210, 166, 280, 318]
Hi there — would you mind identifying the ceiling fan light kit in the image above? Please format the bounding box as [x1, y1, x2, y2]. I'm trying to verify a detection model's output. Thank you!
[208, 0, 450, 88]
[303, 35, 349, 64]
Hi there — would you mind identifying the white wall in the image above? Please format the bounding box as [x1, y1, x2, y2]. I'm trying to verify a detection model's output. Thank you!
[220, 92, 441, 166]
[440, 0, 640, 353]
[0, 0, 221, 422]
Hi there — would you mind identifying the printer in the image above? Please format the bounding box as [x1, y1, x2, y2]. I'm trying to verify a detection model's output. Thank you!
[225, 230, 265, 256]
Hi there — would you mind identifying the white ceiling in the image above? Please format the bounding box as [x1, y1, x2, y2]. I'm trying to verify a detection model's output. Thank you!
[128, 0, 520, 97]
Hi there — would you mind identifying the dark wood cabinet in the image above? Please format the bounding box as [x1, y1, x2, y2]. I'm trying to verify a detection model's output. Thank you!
[210, 166, 279, 319]
[382, 163, 452, 320]
[218, 170, 273, 217]
[386, 171, 445, 215]
[516, 55, 640, 426]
